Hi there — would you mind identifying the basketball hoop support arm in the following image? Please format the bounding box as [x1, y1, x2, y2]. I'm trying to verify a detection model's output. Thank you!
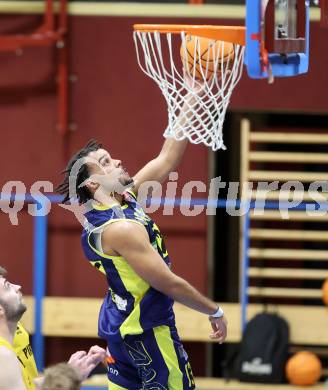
[0, 0, 69, 135]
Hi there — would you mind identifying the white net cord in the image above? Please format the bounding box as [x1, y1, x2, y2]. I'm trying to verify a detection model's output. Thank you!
[133, 30, 245, 151]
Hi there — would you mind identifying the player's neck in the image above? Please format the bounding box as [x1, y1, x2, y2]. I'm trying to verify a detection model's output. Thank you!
[93, 190, 123, 207]
[0, 320, 17, 344]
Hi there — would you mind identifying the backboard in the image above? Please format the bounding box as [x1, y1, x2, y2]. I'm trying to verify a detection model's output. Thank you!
[245, 0, 310, 80]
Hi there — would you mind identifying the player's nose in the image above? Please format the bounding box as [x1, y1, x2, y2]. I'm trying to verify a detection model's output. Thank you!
[114, 159, 122, 168]
[14, 284, 22, 292]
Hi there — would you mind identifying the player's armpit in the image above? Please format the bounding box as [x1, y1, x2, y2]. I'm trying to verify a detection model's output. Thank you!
[132, 137, 188, 195]
[131, 154, 173, 195]
[0, 346, 26, 390]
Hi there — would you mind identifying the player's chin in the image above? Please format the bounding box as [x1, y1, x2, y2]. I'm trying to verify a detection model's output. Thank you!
[120, 176, 134, 187]
[17, 302, 27, 316]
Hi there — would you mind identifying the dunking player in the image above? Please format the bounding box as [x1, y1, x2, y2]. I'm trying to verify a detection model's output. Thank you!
[56, 94, 228, 389]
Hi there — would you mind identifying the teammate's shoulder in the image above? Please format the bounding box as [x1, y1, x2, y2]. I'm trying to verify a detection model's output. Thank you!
[103, 219, 145, 240]
[106, 219, 143, 233]
[0, 345, 26, 389]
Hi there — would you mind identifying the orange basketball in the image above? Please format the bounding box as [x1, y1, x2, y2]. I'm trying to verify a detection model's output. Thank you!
[180, 35, 235, 80]
[322, 278, 328, 305]
[286, 351, 322, 386]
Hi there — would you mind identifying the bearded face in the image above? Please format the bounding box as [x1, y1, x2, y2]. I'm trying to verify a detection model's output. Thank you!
[81, 148, 135, 199]
[0, 277, 26, 323]
[88, 168, 134, 196]
[0, 298, 26, 322]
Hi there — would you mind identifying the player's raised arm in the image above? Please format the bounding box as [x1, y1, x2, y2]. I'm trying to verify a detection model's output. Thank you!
[0, 347, 26, 390]
[132, 75, 203, 195]
[132, 137, 187, 195]
[101, 220, 227, 343]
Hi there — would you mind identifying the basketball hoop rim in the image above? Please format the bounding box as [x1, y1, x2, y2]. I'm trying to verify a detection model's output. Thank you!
[133, 24, 246, 46]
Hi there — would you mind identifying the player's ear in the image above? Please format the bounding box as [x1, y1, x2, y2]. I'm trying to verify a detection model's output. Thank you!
[86, 178, 100, 194]
[79, 175, 100, 191]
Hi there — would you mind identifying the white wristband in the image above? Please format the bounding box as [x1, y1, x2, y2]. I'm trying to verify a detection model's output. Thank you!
[211, 307, 224, 318]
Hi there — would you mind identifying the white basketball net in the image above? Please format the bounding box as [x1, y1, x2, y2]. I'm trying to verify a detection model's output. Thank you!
[133, 30, 245, 151]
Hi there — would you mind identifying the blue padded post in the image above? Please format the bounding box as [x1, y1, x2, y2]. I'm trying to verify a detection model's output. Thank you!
[32, 205, 48, 371]
[241, 210, 251, 332]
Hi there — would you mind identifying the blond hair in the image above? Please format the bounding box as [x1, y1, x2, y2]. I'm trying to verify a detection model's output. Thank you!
[42, 363, 81, 390]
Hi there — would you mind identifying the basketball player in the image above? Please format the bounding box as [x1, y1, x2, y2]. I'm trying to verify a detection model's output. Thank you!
[56, 93, 227, 390]
[0, 267, 106, 389]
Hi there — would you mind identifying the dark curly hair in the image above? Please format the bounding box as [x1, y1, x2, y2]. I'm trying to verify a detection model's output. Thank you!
[55, 139, 102, 204]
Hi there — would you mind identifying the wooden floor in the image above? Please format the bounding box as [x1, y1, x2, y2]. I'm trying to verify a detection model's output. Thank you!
[83, 375, 328, 390]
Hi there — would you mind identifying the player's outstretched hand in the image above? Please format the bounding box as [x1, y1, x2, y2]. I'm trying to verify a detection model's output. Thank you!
[208, 315, 228, 344]
[87, 345, 107, 364]
[68, 346, 106, 381]
[68, 350, 89, 381]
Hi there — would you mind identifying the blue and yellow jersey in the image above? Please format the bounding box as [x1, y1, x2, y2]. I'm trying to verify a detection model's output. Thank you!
[81, 190, 175, 340]
[0, 322, 38, 390]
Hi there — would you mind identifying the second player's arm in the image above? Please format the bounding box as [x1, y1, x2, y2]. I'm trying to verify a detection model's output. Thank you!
[101, 221, 227, 342]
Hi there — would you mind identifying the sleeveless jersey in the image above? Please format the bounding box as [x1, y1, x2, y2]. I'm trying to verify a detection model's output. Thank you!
[0, 322, 38, 390]
[81, 191, 175, 340]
